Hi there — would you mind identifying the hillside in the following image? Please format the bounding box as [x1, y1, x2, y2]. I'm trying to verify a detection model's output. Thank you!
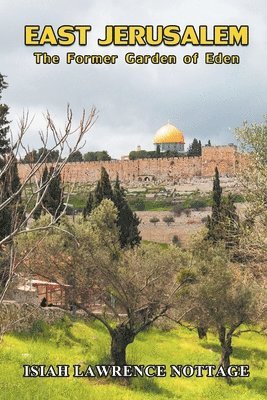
[0, 318, 266, 399]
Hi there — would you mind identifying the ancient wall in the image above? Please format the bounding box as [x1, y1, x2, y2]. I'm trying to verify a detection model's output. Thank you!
[0, 302, 69, 334]
[18, 145, 243, 184]
[201, 145, 238, 177]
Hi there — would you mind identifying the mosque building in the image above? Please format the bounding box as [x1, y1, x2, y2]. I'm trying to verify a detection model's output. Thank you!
[153, 123, 185, 153]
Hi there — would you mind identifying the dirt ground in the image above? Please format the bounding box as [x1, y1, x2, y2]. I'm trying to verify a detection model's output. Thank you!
[137, 209, 209, 246]
[137, 203, 246, 246]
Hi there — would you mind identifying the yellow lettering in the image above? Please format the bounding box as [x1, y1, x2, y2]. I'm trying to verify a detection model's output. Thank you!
[25, 26, 40, 45]
[39, 26, 57, 45]
[181, 26, 199, 45]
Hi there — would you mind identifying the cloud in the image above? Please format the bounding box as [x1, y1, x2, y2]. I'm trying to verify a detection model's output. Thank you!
[1, 0, 266, 158]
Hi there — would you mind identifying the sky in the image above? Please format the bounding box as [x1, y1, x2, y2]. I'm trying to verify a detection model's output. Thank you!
[0, 0, 266, 158]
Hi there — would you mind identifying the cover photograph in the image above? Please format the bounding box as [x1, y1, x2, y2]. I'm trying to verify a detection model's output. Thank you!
[0, 0, 266, 399]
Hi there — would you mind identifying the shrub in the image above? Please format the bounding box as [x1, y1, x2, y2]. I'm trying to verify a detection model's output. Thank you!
[133, 198, 146, 211]
[184, 209, 191, 217]
[149, 217, 160, 226]
[172, 203, 183, 216]
[30, 320, 50, 339]
[163, 215, 175, 226]
[172, 235, 181, 247]
[190, 199, 207, 210]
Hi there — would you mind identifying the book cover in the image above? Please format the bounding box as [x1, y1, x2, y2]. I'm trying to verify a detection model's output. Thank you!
[0, 1, 266, 399]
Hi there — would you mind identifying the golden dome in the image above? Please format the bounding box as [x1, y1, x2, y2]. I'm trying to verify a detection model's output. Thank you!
[153, 123, 185, 144]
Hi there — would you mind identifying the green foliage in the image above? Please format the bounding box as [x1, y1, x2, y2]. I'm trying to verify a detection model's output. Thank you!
[149, 216, 160, 226]
[94, 167, 114, 208]
[22, 148, 61, 163]
[163, 215, 175, 225]
[172, 235, 181, 247]
[113, 176, 141, 248]
[1, 320, 266, 399]
[184, 209, 191, 217]
[83, 151, 111, 162]
[33, 166, 64, 220]
[30, 320, 51, 339]
[129, 149, 183, 160]
[82, 191, 94, 218]
[0, 73, 10, 161]
[67, 150, 83, 162]
[83, 169, 141, 248]
[206, 168, 240, 248]
[189, 241, 259, 343]
[188, 138, 202, 156]
[134, 198, 145, 211]
[172, 203, 183, 216]
[190, 198, 207, 210]
[0, 76, 22, 241]
[0, 157, 22, 241]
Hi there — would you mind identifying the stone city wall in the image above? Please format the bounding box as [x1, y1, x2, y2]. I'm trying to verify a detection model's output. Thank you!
[18, 145, 244, 184]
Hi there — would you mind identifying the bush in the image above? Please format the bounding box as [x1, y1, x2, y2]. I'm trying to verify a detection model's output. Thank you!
[163, 215, 175, 226]
[172, 235, 181, 247]
[149, 217, 160, 226]
[184, 209, 191, 217]
[172, 203, 183, 216]
[30, 320, 50, 339]
[190, 199, 207, 210]
[201, 216, 208, 224]
[134, 198, 146, 211]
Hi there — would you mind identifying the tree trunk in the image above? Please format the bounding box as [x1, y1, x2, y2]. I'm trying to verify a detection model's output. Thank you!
[111, 326, 135, 366]
[218, 325, 233, 383]
[197, 326, 208, 339]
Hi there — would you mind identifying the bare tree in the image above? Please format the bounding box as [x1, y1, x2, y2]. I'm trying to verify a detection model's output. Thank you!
[0, 105, 97, 304]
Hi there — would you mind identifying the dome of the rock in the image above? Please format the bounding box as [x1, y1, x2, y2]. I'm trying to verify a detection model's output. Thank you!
[153, 123, 185, 153]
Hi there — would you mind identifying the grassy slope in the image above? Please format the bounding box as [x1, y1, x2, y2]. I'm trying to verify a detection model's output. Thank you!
[0, 319, 266, 400]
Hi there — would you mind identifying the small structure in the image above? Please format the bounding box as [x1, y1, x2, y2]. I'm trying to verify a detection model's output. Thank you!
[6, 276, 71, 307]
[31, 280, 70, 306]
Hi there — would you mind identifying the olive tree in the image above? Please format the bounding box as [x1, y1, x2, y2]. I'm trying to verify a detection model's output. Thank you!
[19, 200, 194, 365]
[187, 241, 265, 380]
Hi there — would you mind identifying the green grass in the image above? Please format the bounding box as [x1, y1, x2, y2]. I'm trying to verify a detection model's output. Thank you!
[142, 240, 170, 249]
[0, 317, 266, 399]
[128, 199, 173, 212]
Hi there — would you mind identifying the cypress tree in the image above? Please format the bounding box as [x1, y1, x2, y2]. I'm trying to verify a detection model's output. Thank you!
[206, 168, 239, 248]
[83, 169, 141, 248]
[206, 167, 222, 242]
[221, 194, 240, 248]
[0, 75, 22, 241]
[0, 157, 22, 241]
[212, 166, 222, 219]
[113, 175, 141, 248]
[198, 140, 202, 155]
[83, 191, 94, 219]
[0, 74, 10, 167]
[188, 138, 201, 156]
[93, 166, 113, 208]
[44, 167, 64, 219]
[33, 166, 64, 220]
